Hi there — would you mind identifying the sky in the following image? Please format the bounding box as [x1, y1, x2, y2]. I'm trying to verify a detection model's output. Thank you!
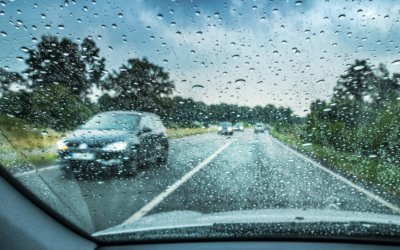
[1, 0, 400, 115]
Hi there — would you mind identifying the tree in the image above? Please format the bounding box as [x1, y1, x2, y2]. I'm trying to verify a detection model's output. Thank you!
[103, 57, 175, 113]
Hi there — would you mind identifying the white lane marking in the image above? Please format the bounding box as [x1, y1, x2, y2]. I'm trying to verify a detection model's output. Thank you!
[123, 139, 234, 224]
[270, 135, 400, 214]
[14, 165, 59, 177]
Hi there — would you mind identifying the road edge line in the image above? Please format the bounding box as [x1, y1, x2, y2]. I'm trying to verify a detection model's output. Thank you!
[269, 134, 400, 214]
[123, 139, 234, 224]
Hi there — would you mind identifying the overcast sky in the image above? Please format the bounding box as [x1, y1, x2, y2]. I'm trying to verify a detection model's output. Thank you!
[1, 0, 400, 115]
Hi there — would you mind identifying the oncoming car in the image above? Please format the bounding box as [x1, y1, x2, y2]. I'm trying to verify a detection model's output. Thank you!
[233, 123, 244, 132]
[57, 111, 168, 176]
[254, 123, 265, 133]
[218, 122, 233, 135]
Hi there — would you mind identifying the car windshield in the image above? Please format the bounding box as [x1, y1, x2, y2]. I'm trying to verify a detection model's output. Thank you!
[220, 123, 232, 127]
[2, 0, 400, 245]
[81, 114, 139, 130]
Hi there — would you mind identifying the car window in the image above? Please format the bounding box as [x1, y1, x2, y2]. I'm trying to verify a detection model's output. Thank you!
[2, 0, 400, 244]
[81, 114, 139, 130]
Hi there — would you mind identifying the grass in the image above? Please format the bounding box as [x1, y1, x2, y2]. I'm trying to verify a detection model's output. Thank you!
[270, 129, 400, 196]
[167, 127, 217, 140]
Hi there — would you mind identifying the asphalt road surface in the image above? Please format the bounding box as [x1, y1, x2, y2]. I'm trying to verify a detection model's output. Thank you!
[14, 130, 400, 233]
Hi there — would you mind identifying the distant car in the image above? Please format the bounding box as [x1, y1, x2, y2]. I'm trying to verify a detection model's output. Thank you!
[57, 111, 169, 176]
[254, 123, 265, 133]
[218, 122, 233, 135]
[233, 123, 244, 132]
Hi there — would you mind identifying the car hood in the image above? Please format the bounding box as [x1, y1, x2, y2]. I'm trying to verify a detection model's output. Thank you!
[63, 129, 138, 145]
[92, 208, 400, 237]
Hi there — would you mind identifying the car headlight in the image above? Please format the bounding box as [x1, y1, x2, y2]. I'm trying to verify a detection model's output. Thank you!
[56, 140, 68, 150]
[240, 126, 244, 130]
[218, 126, 222, 131]
[227, 127, 232, 132]
[103, 142, 128, 151]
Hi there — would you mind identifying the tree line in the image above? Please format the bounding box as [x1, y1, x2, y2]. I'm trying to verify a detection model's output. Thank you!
[275, 59, 400, 163]
[0, 35, 297, 132]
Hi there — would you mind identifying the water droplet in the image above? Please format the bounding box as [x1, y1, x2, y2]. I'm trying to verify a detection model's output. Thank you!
[391, 60, 400, 65]
[0, 11, 4, 15]
[45, 25, 51, 29]
[58, 25, 65, 29]
[170, 9, 174, 14]
[232, 55, 240, 59]
[17, 20, 23, 25]
[171, 22, 176, 26]
[249, 68, 255, 71]
[384, 15, 389, 19]
[323, 108, 331, 112]
[118, 13, 123, 18]
[181, 80, 187, 83]
[235, 79, 246, 85]
[257, 81, 263, 84]
[21, 47, 29, 52]
[302, 143, 312, 146]
[332, 43, 337, 47]
[273, 9, 278, 13]
[338, 14, 346, 19]
[362, 38, 367, 41]
[41, 131, 48, 135]
[16, 57, 23, 61]
[214, 12, 219, 17]
[368, 154, 377, 158]
[357, 9, 363, 13]
[295, 1, 303, 6]
[354, 65, 365, 71]
[1, 31, 6, 36]
[195, 11, 201, 16]
[163, 60, 168, 63]
[192, 85, 204, 91]
[282, 40, 287, 44]
[252, 6, 257, 10]
[41, 14, 46, 18]
[150, 36, 155, 40]
[108, 46, 113, 50]
[112, 24, 117, 28]
[317, 80, 325, 84]
[176, 31, 181, 36]
[157, 14, 163, 20]
[98, 180, 104, 184]
[191, 50, 195, 54]
[32, 38, 38, 42]
[273, 51, 279, 55]
[196, 31, 203, 36]
[119, 67, 127, 71]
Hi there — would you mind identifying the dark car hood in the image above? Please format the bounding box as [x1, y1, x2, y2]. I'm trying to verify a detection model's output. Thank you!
[64, 129, 139, 145]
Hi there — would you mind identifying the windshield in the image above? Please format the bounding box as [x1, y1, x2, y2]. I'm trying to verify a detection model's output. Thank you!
[2, 0, 400, 244]
[81, 114, 139, 130]
[220, 123, 232, 127]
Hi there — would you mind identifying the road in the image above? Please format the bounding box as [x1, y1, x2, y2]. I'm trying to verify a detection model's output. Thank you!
[14, 130, 400, 233]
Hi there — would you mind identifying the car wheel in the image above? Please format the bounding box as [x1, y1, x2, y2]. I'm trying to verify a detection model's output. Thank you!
[156, 141, 169, 164]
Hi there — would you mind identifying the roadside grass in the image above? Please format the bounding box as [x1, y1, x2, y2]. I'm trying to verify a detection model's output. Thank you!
[270, 129, 400, 196]
[167, 127, 217, 140]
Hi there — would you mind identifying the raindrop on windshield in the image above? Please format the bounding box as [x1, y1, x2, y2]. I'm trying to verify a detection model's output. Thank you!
[1, 31, 6, 36]
[171, 22, 176, 26]
[317, 80, 325, 84]
[192, 85, 204, 91]
[58, 25, 65, 29]
[21, 47, 29, 52]
[354, 65, 365, 71]
[235, 79, 246, 85]
[338, 14, 346, 19]
[295, 1, 303, 6]
[391, 60, 400, 65]
[41, 131, 48, 135]
[232, 55, 240, 59]
[118, 13, 123, 18]
[196, 31, 203, 36]
[176, 31, 181, 36]
[157, 14, 163, 20]
[195, 11, 201, 16]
